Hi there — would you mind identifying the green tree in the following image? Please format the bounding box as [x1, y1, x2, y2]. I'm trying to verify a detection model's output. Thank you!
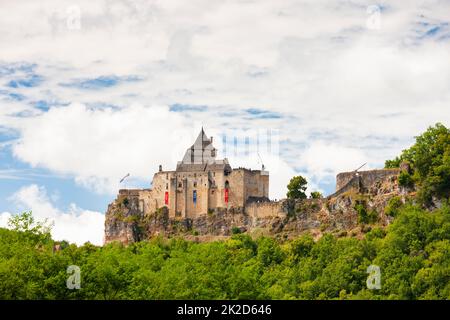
[8, 211, 53, 237]
[385, 123, 450, 205]
[385, 157, 402, 169]
[310, 191, 323, 199]
[0, 208, 449, 300]
[286, 176, 308, 200]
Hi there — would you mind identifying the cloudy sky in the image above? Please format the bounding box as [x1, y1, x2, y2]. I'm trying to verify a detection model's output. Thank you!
[0, 0, 449, 245]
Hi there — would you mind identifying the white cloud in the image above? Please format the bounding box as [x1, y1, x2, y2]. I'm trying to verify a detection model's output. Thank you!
[1, 0, 450, 199]
[300, 141, 369, 181]
[0, 184, 104, 245]
[0, 212, 12, 228]
[12, 103, 191, 194]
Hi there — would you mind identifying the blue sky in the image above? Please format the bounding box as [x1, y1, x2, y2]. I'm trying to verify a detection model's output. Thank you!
[1, 0, 450, 245]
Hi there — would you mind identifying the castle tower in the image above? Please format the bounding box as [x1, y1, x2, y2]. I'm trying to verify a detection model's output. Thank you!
[142, 128, 269, 219]
[181, 127, 217, 165]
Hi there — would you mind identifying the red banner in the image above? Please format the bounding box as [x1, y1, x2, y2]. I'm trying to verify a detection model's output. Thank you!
[164, 191, 169, 205]
[224, 188, 229, 204]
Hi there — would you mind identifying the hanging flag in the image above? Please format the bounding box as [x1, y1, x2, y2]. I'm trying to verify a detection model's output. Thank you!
[164, 191, 169, 205]
[224, 188, 229, 204]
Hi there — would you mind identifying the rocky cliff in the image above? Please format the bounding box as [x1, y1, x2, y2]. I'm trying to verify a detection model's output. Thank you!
[104, 169, 409, 244]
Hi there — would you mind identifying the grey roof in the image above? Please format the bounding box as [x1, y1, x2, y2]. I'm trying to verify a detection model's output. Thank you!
[176, 160, 231, 172]
[181, 128, 218, 165]
[194, 127, 212, 149]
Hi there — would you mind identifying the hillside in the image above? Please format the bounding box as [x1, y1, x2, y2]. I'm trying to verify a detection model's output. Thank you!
[1, 123, 449, 300]
[104, 168, 405, 244]
[0, 202, 449, 299]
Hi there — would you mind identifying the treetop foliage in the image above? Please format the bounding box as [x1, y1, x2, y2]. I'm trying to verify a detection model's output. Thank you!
[385, 123, 450, 205]
[1, 206, 449, 300]
[286, 176, 308, 200]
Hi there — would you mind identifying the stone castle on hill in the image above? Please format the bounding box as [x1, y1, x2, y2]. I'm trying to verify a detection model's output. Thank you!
[117, 128, 269, 219]
[104, 128, 404, 245]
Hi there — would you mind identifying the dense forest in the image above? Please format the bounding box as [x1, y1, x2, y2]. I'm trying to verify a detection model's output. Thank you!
[0, 204, 449, 299]
[0, 124, 449, 300]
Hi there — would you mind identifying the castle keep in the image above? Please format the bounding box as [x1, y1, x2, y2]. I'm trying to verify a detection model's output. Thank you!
[119, 128, 269, 219]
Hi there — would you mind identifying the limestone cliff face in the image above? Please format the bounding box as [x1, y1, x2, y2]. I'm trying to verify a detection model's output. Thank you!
[104, 193, 145, 245]
[104, 169, 408, 244]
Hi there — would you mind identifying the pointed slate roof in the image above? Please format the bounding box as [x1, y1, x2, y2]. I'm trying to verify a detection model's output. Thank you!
[179, 128, 218, 166]
[193, 127, 212, 149]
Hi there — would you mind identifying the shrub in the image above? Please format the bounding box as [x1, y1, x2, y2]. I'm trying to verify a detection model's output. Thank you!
[231, 226, 242, 235]
[398, 172, 414, 188]
[355, 201, 378, 224]
[385, 196, 403, 217]
[310, 191, 323, 199]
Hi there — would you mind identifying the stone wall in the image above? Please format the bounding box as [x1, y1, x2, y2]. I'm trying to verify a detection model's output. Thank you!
[328, 175, 361, 199]
[105, 167, 404, 245]
[245, 201, 286, 218]
[227, 169, 245, 208]
[335, 169, 400, 192]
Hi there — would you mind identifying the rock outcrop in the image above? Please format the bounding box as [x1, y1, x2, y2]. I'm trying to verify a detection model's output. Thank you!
[104, 168, 408, 244]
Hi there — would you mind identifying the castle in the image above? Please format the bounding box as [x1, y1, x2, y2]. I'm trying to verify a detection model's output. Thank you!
[105, 128, 403, 245]
[118, 128, 270, 219]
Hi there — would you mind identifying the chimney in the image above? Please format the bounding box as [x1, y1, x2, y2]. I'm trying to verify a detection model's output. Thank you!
[210, 136, 213, 144]
[159, 165, 162, 172]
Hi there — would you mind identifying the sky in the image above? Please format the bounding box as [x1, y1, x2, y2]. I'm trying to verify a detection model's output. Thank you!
[0, 0, 450, 245]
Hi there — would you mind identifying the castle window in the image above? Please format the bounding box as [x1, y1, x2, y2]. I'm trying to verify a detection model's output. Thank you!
[213, 172, 215, 177]
[225, 180, 230, 188]
[193, 182, 197, 188]
[178, 182, 182, 188]
[166, 183, 168, 190]
[166, 173, 168, 179]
